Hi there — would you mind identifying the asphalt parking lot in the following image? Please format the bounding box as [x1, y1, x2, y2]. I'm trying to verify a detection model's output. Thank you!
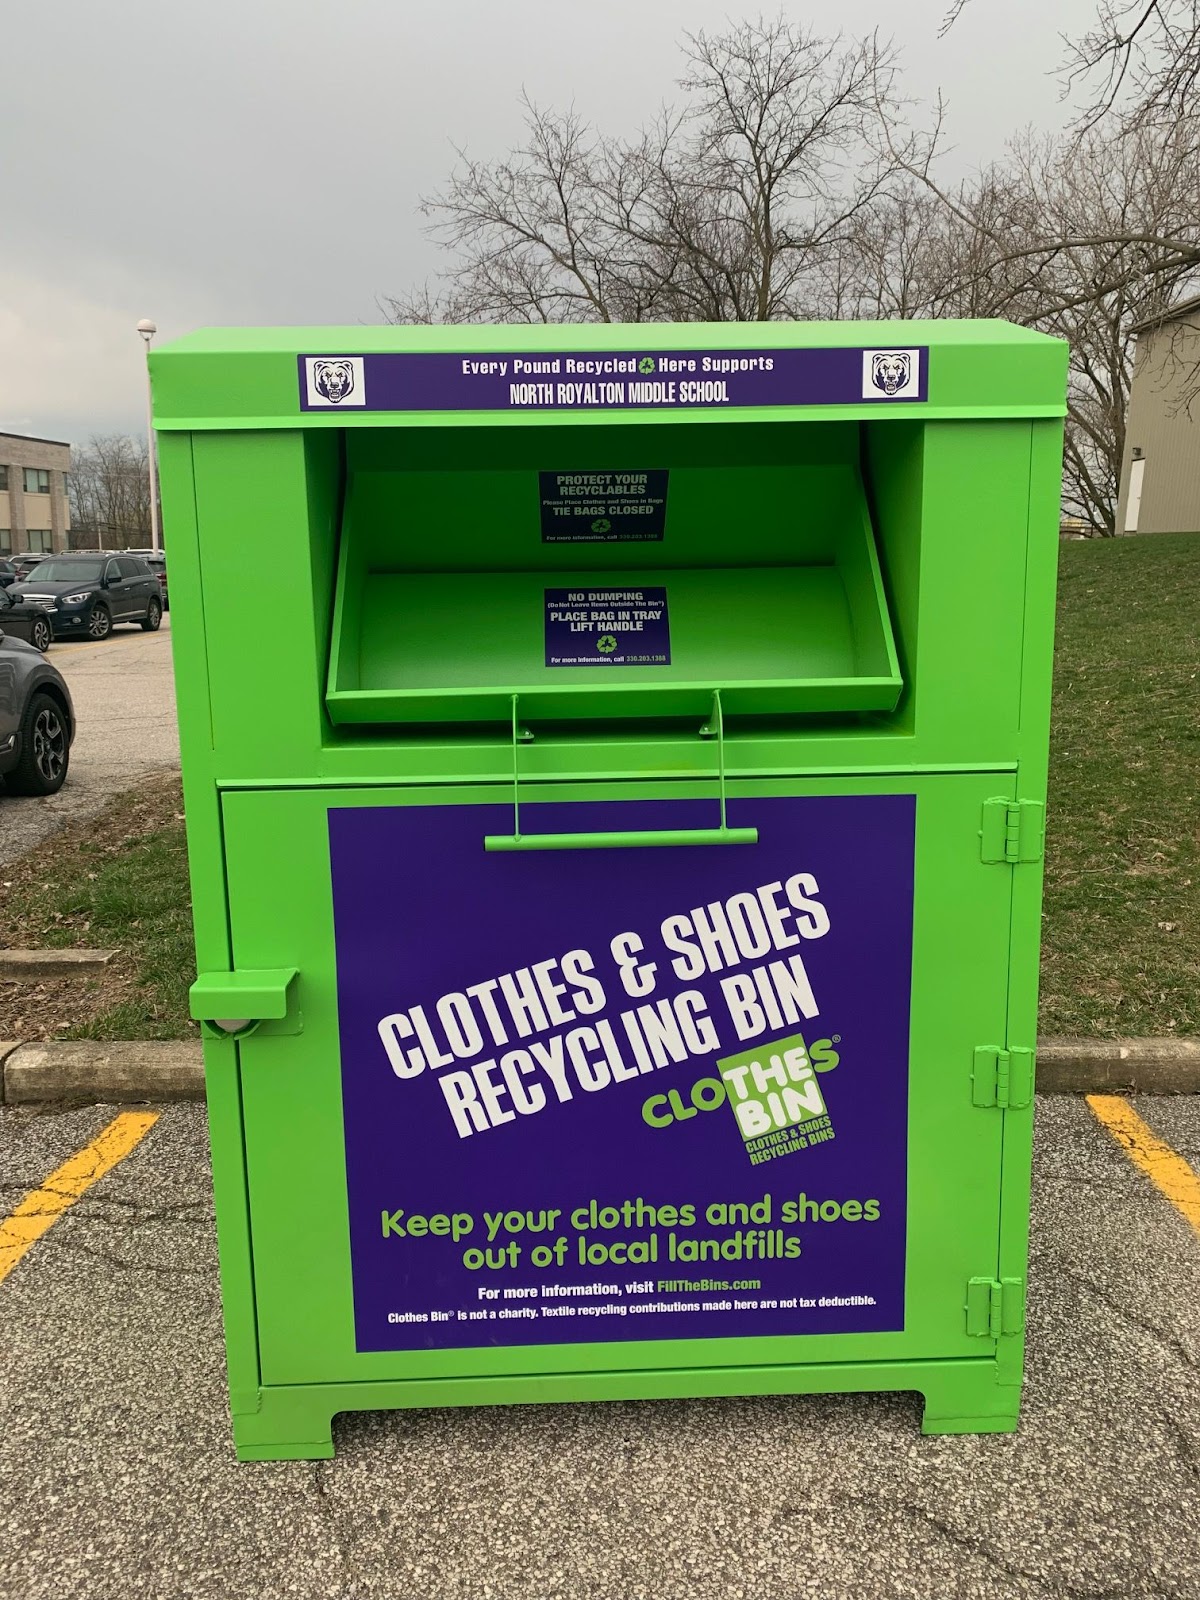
[0, 615, 180, 865]
[0, 1095, 1197, 1600]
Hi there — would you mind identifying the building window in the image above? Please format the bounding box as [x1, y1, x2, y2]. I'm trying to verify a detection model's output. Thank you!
[0, 530, 10, 554]
[0, 466, 8, 491]
[24, 468, 50, 494]
[26, 529, 52, 553]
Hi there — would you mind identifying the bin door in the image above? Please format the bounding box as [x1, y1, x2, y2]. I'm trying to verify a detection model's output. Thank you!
[223, 776, 1015, 1389]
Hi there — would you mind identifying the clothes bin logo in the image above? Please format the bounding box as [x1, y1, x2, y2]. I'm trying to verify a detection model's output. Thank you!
[305, 356, 366, 407]
[717, 1031, 836, 1166]
[862, 349, 919, 399]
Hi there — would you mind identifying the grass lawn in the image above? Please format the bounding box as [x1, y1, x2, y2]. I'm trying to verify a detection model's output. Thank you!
[1040, 530, 1199, 1036]
[0, 530, 1195, 1041]
[0, 773, 194, 1041]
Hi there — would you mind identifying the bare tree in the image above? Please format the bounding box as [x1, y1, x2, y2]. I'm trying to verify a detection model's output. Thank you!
[862, 4, 1200, 533]
[69, 435, 152, 548]
[882, 2, 1200, 330]
[1012, 127, 1199, 532]
[1064, 0, 1200, 123]
[820, 122, 1199, 533]
[943, 0, 1200, 124]
[383, 17, 904, 326]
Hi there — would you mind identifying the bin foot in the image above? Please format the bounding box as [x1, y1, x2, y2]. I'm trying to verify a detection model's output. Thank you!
[232, 1393, 336, 1461]
[920, 1378, 1021, 1436]
[921, 1410, 1019, 1436]
[235, 1437, 336, 1462]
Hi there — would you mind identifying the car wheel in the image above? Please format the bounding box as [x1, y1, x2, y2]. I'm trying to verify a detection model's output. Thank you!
[31, 617, 51, 653]
[88, 605, 112, 640]
[141, 597, 162, 632]
[6, 692, 69, 795]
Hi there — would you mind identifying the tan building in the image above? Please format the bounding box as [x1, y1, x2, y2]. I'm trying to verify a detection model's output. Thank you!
[1116, 295, 1200, 535]
[0, 433, 71, 558]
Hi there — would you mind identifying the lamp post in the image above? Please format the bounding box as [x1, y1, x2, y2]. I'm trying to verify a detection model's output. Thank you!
[137, 318, 160, 553]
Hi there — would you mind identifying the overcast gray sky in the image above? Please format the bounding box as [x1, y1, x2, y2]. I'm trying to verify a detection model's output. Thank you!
[1, 0, 1099, 446]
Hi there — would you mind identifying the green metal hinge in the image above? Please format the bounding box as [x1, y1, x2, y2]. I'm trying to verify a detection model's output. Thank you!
[965, 1276, 1025, 1338]
[980, 798, 1044, 864]
[972, 1045, 1034, 1108]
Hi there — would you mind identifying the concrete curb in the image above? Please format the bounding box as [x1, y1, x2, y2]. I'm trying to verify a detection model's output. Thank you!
[2, 1040, 204, 1104]
[1, 1036, 1200, 1105]
[0, 949, 118, 980]
[1034, 1036, 1200, 1095]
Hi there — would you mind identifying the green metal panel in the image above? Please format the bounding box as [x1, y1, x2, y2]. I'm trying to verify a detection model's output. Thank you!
[220, 774, 1012, 1389]
[993, 415, 1065, 1391]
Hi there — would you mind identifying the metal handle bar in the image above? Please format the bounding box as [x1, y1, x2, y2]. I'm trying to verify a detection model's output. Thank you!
[482, 692, 758, 852]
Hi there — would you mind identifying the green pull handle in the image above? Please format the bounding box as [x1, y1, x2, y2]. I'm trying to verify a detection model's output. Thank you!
[485, 826, 756, 853]
[483, 692, 758, 852]
[189, 967, 299, 1037]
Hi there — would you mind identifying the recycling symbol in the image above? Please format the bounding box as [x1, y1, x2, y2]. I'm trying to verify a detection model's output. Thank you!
[638, 356, 656, 374]
[597, 634, 618, 654]
[591, 517, 612, 534]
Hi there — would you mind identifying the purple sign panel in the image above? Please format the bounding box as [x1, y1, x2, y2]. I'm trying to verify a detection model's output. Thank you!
[299, 347, 928, 413]
[545, 586, 670, 668]
[328, 794, 916, 1353]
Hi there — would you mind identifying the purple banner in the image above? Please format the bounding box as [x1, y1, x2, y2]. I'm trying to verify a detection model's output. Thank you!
[299, 346, 928, 413]
[545, 587, 670, 668]
[329, 794, 916, 1353]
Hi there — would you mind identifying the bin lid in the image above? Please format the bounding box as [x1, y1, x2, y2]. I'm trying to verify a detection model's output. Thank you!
[150, 320, 1068, 431]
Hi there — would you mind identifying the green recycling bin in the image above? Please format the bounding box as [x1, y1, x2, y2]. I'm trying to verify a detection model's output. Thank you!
[152, 320, 1067, 1460]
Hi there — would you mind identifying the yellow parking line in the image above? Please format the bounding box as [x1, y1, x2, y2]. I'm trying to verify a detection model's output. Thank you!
[1088, 1095, 1200, 1236]
[0, 1112, 159, 1285]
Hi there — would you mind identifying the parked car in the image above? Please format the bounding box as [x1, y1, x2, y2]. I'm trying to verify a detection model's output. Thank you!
[0, 626, 75, 794]
[12, 553, 163, 640]
[125, 548, 168, 609]
[11, 552, 52, 581]
[0, 560, 18, 587]
[0, 585, 52, 651]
